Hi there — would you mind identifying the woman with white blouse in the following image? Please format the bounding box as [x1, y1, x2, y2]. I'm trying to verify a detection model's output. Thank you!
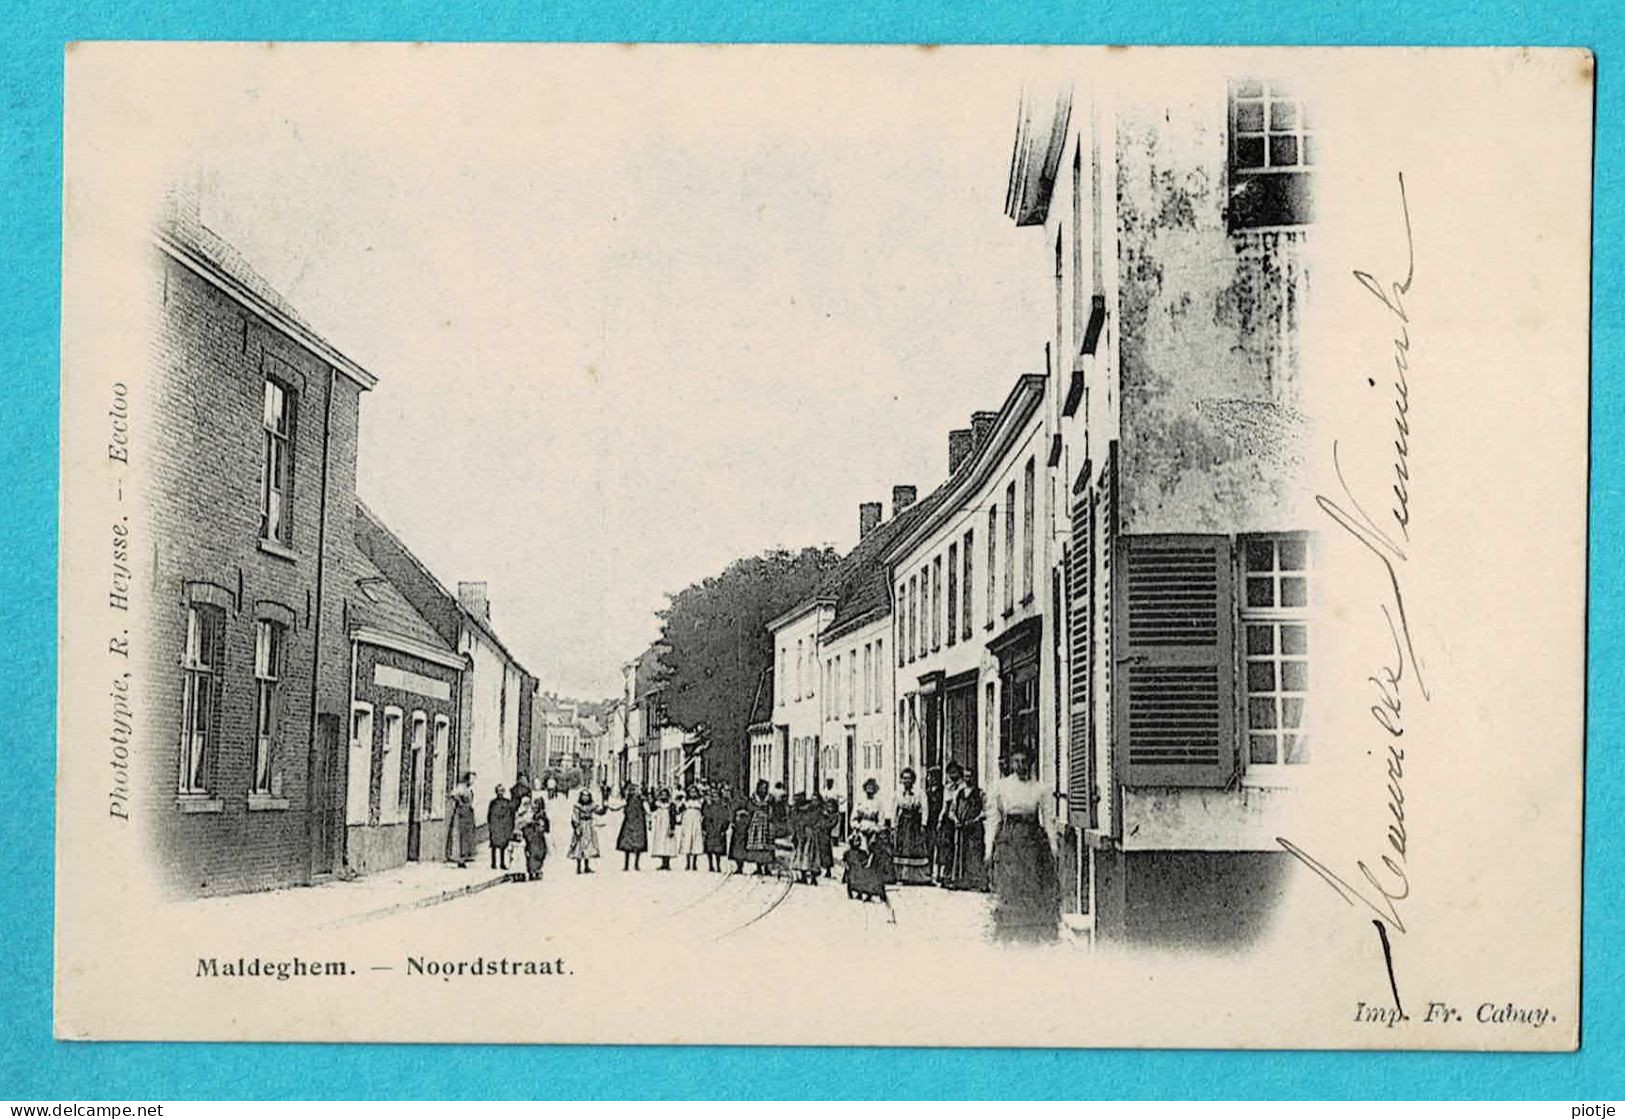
[987, 750, 1061, 943]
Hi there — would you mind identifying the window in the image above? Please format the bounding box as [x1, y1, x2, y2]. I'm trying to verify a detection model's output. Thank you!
[260, 379, 293, 544]
[963, 529, 975, 638]
[874, 639, 884, 706]
[946, 542, 959, 646]
[796, 639, 804, 701]
[931, 557, 943, 650]
[431, 716, 450, 819]
[177, 604, 223, 794]
[1242, 535, 1311, 769]
[1023, 457, 1037, 601]
[379, 708, 404, 823]
[897, 586, 907, 667]
[251, 619, 285, 795]
[986, 507, 998, 626]
[776, 647, 784, 705]
[919, 564, 930, 658]
[1004, 481, 1018, 615]
[408, 711, 428, 814]
[863, 643, 873, 712]
[1229, 80, 1314, 229]
[908, 577, 918, 663]
[346, 703, 374, 826]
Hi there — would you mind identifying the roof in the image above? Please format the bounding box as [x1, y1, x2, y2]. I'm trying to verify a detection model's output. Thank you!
[344, 543, 455, 655]
[155, 204, 378, 391]
[355, 500, 535, 679]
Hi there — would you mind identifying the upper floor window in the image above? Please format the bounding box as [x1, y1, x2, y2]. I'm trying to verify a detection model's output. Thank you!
[931, 556, 943, 651]
[251, 619, 286, 795]
[986, 508, 998, 627]
[1241, 534, 1311, 772]
[962, 529, 975, 639]
[847, 654, 857, 719]
[177, 604, 224, 795]
[1228, 80, 1314, 230]
[1004, 481, 1018, 615]
[946, 542, 960, 647]
[1022, 457, 1037, 602]
[261, 379, 293, 545]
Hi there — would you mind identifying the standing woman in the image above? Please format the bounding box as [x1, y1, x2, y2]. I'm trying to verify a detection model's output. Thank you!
[616, 783, 648, 871]
[649, 789, 677, 871]
[944, 762, 988, 891]
[448, 772, 477, 868]
[891, 769, 931, 885]
[568, 788, 607, 874]
[702, 784, 732, 873]
[676, 786, 705, 871]
[743, 780, 775, 875]
[987, 750, 1060, 943]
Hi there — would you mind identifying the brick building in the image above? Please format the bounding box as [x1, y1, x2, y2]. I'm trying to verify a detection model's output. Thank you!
[146, 207, 373, 896]
[342, 532, 467, 874]
[354, 504, 537, 838]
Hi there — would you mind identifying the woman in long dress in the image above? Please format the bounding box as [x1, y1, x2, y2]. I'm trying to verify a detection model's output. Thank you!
[728, 790, 753, 873]
[568, 789, 607, 874]
[676, 787, 705, 871]
[987, 750, 1060, 943]
[891, 768, 932, 885]
[743, 780, 775, 874]
[448, 772, 477, 868]
[848, 778, 894, 883]
[649, 789, 678, 871]
[486, 784, 515, 871]
[616, 783, 648, 871]
[702, 784, 732, 873]
[789, 794, 822, 885]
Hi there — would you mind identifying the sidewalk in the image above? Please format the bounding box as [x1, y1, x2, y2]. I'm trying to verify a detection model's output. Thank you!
[165, 843, 520, 940]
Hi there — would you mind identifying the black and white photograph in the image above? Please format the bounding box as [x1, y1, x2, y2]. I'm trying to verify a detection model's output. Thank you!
[55, 43, 1589, 1048]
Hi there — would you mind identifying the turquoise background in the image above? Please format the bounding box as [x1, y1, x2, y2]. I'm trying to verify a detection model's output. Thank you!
[0, 0, 1616, 1100]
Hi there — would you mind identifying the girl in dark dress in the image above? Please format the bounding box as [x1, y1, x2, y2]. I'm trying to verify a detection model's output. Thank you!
[728, 791, 753, 873]
[744, 780, 775, 874]
[616, 783, 648, 871]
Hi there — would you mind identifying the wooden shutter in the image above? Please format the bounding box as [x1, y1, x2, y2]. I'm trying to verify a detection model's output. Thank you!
[1114, 534, 1236, 788]
[1066, 494, 1094, 828]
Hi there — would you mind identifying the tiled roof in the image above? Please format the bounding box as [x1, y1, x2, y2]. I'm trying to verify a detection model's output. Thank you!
[345, 544, 454, 654]
[821, 485, 949, 642]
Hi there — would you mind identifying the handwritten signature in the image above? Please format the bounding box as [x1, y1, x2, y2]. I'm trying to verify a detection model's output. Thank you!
[1279, 172, 1429, 1014]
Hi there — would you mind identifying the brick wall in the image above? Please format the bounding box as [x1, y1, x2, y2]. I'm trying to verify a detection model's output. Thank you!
[142, 247, 363, 896]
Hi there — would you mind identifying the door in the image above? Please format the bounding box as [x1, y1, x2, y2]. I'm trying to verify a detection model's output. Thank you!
[309, 714, 342, 878]
[406, 743, 424, 861]
[944, 680, 978, 776]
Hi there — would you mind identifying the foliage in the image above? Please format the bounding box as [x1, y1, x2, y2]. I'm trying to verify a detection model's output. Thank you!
[654, 546, 843, 759]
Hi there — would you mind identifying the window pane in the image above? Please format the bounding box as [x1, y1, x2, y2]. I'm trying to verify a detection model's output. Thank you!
[1234, 79, 1263, 98]
[1246, 623, 1274, 655]
[1249, 733, 1278, 765]
[1246, 577, 1275, 608]
[1278, 538, 1307, 570]
[1235, 135, 1266, 170]
[1245, 538, 1275, 572]
[1248, 697, 1277, 729]
[1301, 134, 1317, 166]
[1269, 134, 1299, 167]
[1234, 99, 1265, 132]
[1268, 98, 1298, 130]
[1280, 576, 1308, 607]
[1282, 697, 1305, 729]
[1281, 624, 1308, 655]
[1284, 734, 1310, 764]
[1281, 660, 1309, 692]
[1247, 661, 1276, 693]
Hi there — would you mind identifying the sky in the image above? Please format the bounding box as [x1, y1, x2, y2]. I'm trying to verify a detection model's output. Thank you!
[165, 45, 1053, 698]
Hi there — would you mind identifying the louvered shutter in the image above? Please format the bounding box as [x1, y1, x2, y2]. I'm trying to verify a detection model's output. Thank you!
[1066, 494, 1094, 828]
[1114, 535, 1236, 788]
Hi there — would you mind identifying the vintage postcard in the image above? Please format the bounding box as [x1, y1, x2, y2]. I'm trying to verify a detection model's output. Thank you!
[56, 43, 1590, 1048]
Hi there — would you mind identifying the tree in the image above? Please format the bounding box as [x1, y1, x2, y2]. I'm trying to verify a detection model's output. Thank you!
[654, 546, 842, 785]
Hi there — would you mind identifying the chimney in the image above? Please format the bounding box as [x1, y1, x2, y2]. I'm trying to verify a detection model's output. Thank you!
[457, 581, 491, 622]
[859, 502, 883, 539]
[892, 485, 918, 516]
[971, 410, 999, 448]
[948, 429, 975, 475]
